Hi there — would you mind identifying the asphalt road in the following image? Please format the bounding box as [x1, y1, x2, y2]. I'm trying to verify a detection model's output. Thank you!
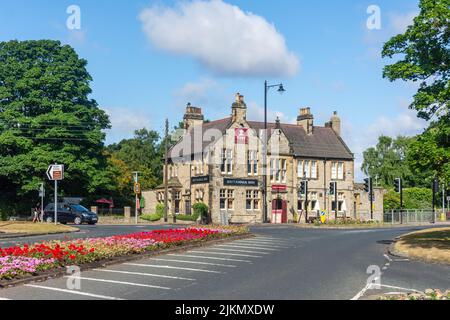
[0, 225, 449, 300]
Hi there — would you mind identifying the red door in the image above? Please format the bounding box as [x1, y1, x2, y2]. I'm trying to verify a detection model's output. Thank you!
[272, 199, 287, 224]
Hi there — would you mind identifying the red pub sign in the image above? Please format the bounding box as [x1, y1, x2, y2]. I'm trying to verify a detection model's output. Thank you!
[235, 128, 249, 144]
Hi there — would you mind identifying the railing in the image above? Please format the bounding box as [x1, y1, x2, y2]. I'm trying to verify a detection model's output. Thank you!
[383, 209, 441, 224]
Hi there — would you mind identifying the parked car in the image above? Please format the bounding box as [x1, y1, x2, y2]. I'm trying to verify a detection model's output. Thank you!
[43, 203, 98, 225]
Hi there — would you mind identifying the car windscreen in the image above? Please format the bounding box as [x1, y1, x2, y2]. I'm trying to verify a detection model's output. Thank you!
[70, 204, 90, 212]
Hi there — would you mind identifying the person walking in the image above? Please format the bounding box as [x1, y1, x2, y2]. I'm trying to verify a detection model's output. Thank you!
[32, 202, 41, 223]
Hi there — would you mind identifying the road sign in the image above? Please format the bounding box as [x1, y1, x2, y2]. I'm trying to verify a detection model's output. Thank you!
[46, 164, 64, 181]
[320, 210, 326, 223]
[134, 183, 141, 194]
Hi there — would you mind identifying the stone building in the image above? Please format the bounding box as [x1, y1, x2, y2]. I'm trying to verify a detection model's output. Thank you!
[142, 93, 384, 224]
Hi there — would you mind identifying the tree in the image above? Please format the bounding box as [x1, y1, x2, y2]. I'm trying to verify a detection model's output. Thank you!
[107, 128, 161, 190]
[407, 114, 450, 183]
[0, 40, 111, 213]
[382, 0, 449, 120]
[361, 135, 421, 187]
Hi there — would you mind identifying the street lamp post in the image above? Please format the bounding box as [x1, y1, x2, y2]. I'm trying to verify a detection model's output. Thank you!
[263, 81, 286, 224]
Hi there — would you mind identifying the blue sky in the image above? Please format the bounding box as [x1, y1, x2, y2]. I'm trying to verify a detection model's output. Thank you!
[0, 0, 427, 180]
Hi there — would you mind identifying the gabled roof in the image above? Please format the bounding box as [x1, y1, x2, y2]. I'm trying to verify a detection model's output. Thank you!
[169, 117, 353, 161]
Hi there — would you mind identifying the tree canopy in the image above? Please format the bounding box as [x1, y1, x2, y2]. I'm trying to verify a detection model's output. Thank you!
[0, 40, 112, 213]
[382, 0, 449, 120]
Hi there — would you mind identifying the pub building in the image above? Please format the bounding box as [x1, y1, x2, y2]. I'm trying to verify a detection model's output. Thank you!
[142, 93, 384, 224]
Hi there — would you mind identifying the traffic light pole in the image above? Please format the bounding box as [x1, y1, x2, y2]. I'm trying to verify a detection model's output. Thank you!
[370, 179, 373, 220]
[305, 182, 308, 224]
[400, 180, 403, 224]
[432, 179, 437, 224]
[335, 182, 338, 220]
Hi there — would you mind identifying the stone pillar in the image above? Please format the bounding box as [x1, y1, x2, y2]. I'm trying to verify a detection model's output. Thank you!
[91, 206, 98, 214]
[124, 206, 131, 222]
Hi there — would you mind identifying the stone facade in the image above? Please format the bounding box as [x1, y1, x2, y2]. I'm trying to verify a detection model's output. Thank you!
[142, 93, 385, 224]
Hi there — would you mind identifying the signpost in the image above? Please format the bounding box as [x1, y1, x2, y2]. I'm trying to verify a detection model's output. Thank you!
[39, 183, 45, 222]
[133, 172, 140, 225]
[46, 164, 64, 225]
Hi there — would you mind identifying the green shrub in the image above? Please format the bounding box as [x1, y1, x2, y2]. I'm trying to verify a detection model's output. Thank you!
[141, 212, 162, 222]
[192, 203, 209, 219]
[156, 203, 165, 216]
[176, 213, 200, 221]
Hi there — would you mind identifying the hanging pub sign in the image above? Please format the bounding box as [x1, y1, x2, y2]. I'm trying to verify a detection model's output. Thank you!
[191, 175, 210, 185]
[235, 128, 249, 144]
[224, 178, 258, 187]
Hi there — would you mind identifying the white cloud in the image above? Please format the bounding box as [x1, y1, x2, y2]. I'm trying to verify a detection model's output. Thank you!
[343, 108, 427, 181]
[247, 101, 296, 124]
[175, 78, 218, 105]
[139, 0, 299, 77]
[388, 11, 418, 34]
[104, 107, 153, 144]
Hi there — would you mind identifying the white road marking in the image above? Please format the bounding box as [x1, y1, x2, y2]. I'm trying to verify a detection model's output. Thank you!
[189, 250, 262, 258]
[379, 284, 422, 293]
[235, 241, 287, 247]
[240, 238, 289, 244]
[24, 284, 124, 300]
[64, 276, 171, 290]
[149, 258, 236, 268]
[124, 263, 222, 274]
[351, 277, 380, 300]
[92, 268, 195, 281]
[169, 254, 252, 263]
[204, 247, 270, 255]
[394, 259, 410, 262]
[0, 297, 11, 300]
[383, 254, 393, 262]
[217, 244, 279, 251]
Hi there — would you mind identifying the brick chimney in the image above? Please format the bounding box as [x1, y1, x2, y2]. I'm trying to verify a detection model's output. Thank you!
[330, 111, 341, 136]
[297, 107, 314, 134]
[183, 103, 204, 131]
[231, 93, 247, 123]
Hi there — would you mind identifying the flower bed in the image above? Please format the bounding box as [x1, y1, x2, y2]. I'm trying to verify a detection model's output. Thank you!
[0, 226, 248, 281]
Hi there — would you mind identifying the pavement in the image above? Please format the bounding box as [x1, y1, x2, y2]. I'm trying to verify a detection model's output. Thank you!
[0, 224, 448, 300]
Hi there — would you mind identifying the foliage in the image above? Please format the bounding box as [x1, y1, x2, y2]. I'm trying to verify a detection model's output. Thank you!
[176, 213, 200, 222]
[384, 188, 433, 210]
[382, 0, 450, 121]
[0, 40, 112, 214]
[140, 213, 162, 222]
[192, 202, 209, 218]
[406, 115, 450, 184]
[361, 135, 422, 187]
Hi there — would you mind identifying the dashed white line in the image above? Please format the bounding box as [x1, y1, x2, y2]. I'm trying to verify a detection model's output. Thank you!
[64, 276, 171, 290]
[383, 254, 393, 262]
[149, 258, 236, 268]
[379, 284, 422, 293]
[204, 247, 270, 255]
[92, 268, 196, 281]
[217, 244, 279, 251]
[24, 284, 124, 300]
[124, 263, 222, 274]
[189, 250, 262, 258]
[169, 254, 252, 263]
[234, 241, 287, 248]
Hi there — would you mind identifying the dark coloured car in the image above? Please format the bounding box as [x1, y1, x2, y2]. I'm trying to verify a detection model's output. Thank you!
[43, 203, 98, 225]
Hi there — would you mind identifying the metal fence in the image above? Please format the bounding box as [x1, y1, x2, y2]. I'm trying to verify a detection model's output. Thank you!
[383, 209, 438, 224]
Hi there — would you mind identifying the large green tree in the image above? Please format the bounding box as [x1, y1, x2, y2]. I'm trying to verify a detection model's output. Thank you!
[382, 0, 450, 185]
[361, 135, 424, 187]
[0, 40, 111, 213]
[382, 0, 449, 120]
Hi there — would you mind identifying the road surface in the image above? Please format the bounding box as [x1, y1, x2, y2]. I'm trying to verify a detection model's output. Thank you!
[0, 225, 448, 300]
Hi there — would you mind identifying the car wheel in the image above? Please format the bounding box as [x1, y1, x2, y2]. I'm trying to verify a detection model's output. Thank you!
[88, 222, 96, 225]
[46, 216, 53, 223]
[74, 217, 82, 225]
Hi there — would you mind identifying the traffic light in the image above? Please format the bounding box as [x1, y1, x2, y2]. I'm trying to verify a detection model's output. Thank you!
[329, 182, 336, 196]
[364, 178, 371, 193]
[394, 178, 402, 193]
[300, 180, 308, 195]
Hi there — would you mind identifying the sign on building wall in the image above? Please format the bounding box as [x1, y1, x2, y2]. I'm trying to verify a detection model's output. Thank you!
[224, 178, 258, 187]
[235, 128, 249, 144]
[191, 176, 210, 185]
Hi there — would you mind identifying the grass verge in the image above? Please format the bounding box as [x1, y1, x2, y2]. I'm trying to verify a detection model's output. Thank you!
[0, 222, 78, 235]
[391, 227, 450, 265]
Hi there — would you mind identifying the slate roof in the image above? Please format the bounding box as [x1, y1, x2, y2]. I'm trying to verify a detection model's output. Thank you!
[169, 118, 353, 161]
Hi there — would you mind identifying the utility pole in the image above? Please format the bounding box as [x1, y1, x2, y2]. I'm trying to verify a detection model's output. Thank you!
[432, 178, 438, 223]
[164, 118, 169, 223]
[133, 171, 139, 224]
